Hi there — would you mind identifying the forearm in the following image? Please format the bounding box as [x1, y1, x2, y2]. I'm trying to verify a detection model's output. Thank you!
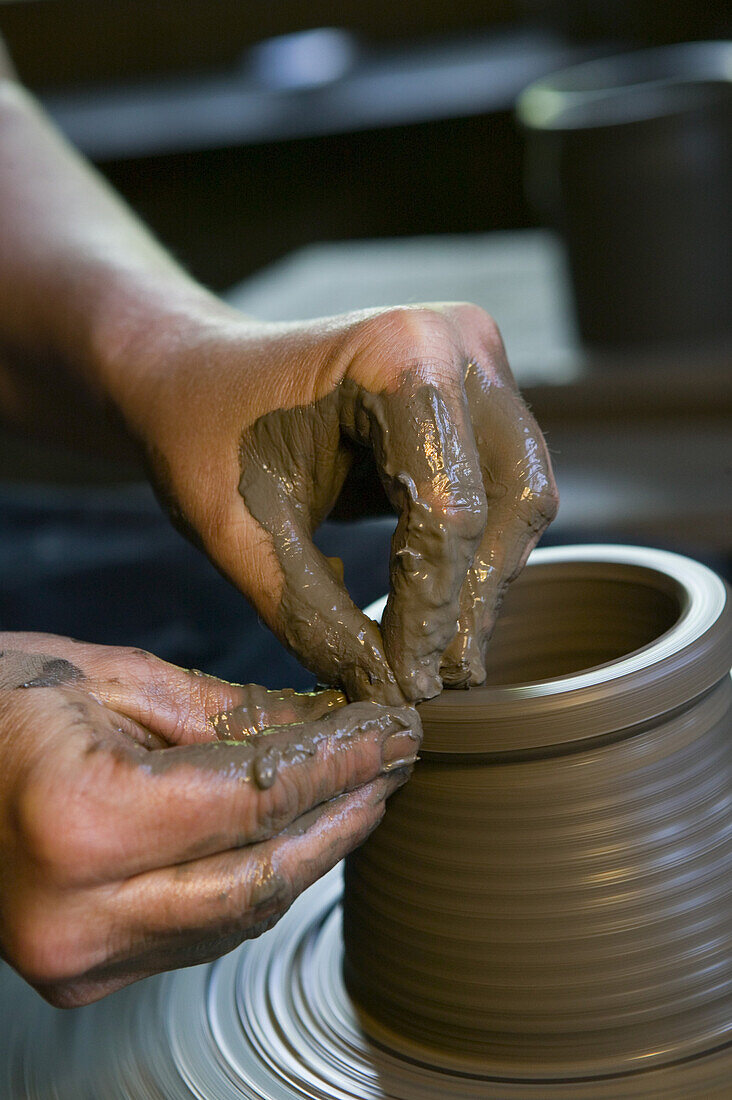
[0, 74, 233, 444]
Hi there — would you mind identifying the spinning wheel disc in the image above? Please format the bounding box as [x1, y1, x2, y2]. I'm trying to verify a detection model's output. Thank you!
[3, 867, 731, 1099]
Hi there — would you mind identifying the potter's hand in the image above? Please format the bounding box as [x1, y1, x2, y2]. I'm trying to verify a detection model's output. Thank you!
[0, 74, 556, 704]
[118, 304, 557, 703]
[0, 635, 419, 1007]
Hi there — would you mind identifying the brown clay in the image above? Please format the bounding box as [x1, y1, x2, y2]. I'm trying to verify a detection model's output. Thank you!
[3, 545, 731, 1099]
[238, 372, 488, 704]
[0, 650, 83, 690]
[344, 544, 732, 1085]
[238, 367, 555, 704]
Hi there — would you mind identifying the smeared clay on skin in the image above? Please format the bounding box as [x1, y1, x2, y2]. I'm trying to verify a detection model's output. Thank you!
[210, 684, 345, 740]
[282, 800, 338, 838]
[0, 650, 84, 691]
[238, 373, 486, 704]
[355, 377, 486, 701]
[247, 859, 289, 911]
[440, 363, 558, 687]
[146, 701, 419, 792]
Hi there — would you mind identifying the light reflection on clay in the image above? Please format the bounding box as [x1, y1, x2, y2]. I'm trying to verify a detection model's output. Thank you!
[239, 367, 556, 703]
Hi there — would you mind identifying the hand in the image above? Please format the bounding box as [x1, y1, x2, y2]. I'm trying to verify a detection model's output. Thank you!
[0, 635, 420, 1006]
[110, 301, 558, 703]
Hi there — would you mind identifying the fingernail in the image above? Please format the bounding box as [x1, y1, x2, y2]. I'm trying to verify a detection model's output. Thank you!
[382, 729, 421, 768]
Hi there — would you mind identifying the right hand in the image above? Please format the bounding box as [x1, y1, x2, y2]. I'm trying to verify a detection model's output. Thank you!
[114, 301, 558, 703]
[0, 634, 420, 1007]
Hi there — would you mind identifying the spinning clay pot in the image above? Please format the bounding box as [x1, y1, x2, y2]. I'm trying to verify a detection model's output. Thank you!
[344, 544, 732, 1086]
[2, 544, 731, 1099]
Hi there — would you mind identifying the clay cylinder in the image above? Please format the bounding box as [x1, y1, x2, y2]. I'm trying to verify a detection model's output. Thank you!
[343, 545, 732, 1079]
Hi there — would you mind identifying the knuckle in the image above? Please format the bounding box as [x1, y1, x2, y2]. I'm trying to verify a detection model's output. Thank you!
[471, 307, 506, 356]
[381, 304, 443, 338]
[446, 493, 489, 541]
[4, 904, 85, 988]
[419, 489, 488, 549]
[246, 854, 291, 915]
[16, 781, 105, 884]
[321, 741, 368, 797]
[538, 483, 560, 525]
[526, 479, 560, 528]
[478, 311, 503, 346]
[252, 772, 305, 839]
[449, 302, 505, 354]
[221, 851, 293, 925]
[513, 481, 559, 537]
[364, 306, 456, 368]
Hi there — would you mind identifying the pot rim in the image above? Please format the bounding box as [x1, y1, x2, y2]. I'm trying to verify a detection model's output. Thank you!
[364, 544, 731, 756]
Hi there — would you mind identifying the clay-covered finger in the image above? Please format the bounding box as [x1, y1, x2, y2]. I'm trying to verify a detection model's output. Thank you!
[247, 503, 403, 703]
[209, 683, 346, 739]
[440, 364, 558, 686]
[44, 774, 408, 1004]
[89, 649, 346, 743]
[0, 633, 255, 745]
[343, 373, 487, 702]
[138, 772, 406, 945]
[1, 639, 342, 749]
[49, 701, 420, 883]
[236, 391, 404, 703]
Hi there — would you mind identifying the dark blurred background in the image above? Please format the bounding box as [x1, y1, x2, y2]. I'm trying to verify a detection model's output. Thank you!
[0, 1, 730, 685]
[1, 0, 728, 287]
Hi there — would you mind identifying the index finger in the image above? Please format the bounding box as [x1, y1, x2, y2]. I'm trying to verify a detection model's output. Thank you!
[234, 390, 405, 704]
[50, 700, 421, 884]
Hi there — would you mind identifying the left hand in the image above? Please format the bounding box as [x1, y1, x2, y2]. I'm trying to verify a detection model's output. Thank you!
[109, 302, 558, 703]
[0, 634, 419, 1006]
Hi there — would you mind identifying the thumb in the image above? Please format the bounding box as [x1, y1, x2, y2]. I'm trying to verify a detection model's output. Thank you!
[233, 497, 404, 703]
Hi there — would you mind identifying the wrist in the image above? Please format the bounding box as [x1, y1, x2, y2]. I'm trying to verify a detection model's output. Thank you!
[82, 266, 242, 432]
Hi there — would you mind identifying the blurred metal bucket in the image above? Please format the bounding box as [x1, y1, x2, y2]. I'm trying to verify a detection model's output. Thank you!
[517, 42, 732, 352]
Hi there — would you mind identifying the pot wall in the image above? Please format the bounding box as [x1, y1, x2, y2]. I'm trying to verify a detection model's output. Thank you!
[343, 546, 732, 1080]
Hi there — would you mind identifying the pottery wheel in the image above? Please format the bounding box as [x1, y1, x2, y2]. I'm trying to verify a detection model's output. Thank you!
[3, 864, 730, 1099]
[1, 545, 730, 1098]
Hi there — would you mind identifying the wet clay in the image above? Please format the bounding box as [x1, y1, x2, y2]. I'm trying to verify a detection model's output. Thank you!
[343, 546, 732, 1084]
[238, 373, 486, 704]
[209, 684, 345, 740]
[147, 700, 418, 791]
[5, 548, 730, 1100]
[439, 363, 557, 687]
[281, 778, 406, 839]
[0, 650, 83, 691]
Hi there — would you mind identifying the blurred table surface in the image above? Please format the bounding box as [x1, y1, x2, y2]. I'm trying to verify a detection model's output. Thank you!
[228, 229, 732, 556]
[2, 228, 730, 555]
